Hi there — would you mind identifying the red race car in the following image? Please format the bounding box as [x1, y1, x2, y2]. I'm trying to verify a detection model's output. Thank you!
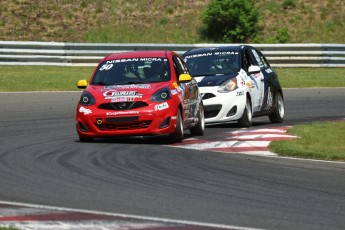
[76, 50, 205, 142]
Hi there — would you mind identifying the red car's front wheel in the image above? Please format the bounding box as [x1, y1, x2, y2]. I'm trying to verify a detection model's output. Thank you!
[169, 108, 184, 142]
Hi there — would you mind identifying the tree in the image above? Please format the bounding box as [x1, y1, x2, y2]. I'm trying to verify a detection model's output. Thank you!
[200, 0, 259, 43]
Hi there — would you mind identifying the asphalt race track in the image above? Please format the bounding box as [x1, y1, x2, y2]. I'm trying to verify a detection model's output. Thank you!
[0, 88, 345, 230]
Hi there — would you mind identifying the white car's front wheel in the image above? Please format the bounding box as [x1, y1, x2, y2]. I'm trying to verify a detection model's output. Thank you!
[238, 97, 252, 127]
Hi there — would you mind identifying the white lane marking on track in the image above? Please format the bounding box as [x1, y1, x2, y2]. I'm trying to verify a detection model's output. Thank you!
[0, 220, 170, 230]
[272, 156, 345, 164]
[0, 200, 264, 230]
[0, 207, 65, 217]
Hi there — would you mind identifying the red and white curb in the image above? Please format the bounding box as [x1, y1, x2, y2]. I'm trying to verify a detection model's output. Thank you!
[0, 202, 261, 230]
[171, 126, 298, 156]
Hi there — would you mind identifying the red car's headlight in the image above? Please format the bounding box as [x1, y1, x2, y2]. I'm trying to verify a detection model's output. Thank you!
[79, 91, 96, 106]
[150, 87, 171, 102]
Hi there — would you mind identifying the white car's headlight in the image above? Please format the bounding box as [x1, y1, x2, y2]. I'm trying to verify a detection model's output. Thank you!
[217, 78, 238, 93]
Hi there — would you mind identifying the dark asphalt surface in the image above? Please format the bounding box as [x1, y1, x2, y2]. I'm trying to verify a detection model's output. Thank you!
[0, 88, 344, 230]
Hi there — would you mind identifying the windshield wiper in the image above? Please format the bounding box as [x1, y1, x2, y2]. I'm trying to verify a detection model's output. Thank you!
[193, 73, 224, 77]
[92, 80, 145, 86]
[120, 81, 144, 84]
[91, 81, 108, 86]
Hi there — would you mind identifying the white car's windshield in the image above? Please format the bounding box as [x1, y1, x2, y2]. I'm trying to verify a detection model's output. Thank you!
[91, 58, 170, 85]
[184, 52, 240, 76]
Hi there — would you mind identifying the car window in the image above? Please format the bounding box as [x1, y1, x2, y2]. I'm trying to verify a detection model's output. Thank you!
[258, 50, 270, 68]
[250, 49, 269, 68]
[242, 50, 256, 72]
[91, 58, 171, 85]
[184, 51, 240, 76]
[172, 55, 189, 77]
[176, 56, 190, 74]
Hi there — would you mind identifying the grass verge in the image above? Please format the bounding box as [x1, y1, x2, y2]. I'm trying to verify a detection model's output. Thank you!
[0, 66, 94, 92]
[0, 226, 19, 230]
[269, 121, 345, 161]
[275, 67, 345, 88]
[0, 66, 345, 92]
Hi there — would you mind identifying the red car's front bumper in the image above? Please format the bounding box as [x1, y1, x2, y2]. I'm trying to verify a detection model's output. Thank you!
[76, 102, 179, 139]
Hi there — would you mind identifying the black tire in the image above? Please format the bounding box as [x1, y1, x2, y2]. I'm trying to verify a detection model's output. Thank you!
[170, 109, 184, 142]
[269, 91, 284, 123]
[190, 103, 205, 136]
[238, 97, 252, 127]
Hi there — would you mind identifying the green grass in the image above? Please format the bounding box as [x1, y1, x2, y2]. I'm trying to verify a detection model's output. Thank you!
[0, 66, 94, 92]
[0, 226, 20, 230]
[275, 67, 345, 88]
[0, 66, 344, 92]
[1, 1, 344, 44]
[255, 0, 345, 44]
[269, 121, 345, 161]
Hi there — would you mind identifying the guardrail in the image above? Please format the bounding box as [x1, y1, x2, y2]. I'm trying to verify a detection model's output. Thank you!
[0, 41, 344, 67]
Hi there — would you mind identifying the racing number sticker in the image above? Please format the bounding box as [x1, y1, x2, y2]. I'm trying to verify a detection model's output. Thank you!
[99, 64, 113, 71]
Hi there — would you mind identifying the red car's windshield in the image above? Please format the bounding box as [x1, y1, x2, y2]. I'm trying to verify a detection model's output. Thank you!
[91, 58, 171, 85]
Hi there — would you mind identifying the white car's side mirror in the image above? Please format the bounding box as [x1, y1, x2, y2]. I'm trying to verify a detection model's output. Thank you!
[248, 65, 261, 74]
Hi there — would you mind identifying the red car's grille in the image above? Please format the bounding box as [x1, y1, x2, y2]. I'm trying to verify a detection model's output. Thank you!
[98, 101, 148, 110]
[105, 116, 139, 123]
[97, 120, 152, 130]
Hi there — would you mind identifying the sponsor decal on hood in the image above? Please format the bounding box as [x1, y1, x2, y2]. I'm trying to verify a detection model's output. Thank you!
[88, 82, 170, 101]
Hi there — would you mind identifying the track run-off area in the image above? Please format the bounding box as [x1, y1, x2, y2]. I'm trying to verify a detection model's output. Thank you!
[0, 88, 344, 230]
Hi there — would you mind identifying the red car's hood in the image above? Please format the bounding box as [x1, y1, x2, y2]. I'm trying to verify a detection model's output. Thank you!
[86, 82, 170, 102]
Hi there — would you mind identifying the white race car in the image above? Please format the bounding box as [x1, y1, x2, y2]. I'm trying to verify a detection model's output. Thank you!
[182, 45, 284, 127]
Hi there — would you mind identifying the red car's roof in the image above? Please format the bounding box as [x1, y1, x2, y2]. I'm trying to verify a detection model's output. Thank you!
[103, 50, 174, 60]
